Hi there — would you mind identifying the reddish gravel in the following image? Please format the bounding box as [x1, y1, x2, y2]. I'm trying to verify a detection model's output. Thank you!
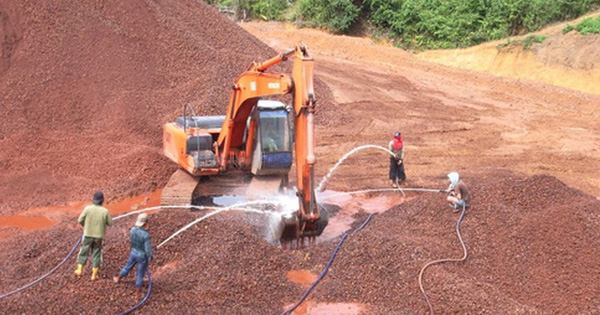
[2, 0, 600, 314]
[1, 171, 598, 313]
[307, 171, 600, 314]
[0, 210, 305, 314]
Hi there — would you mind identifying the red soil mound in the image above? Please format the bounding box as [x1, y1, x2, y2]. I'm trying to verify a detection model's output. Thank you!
[0, 0, 333, 213]
[310, 171, 600, 313]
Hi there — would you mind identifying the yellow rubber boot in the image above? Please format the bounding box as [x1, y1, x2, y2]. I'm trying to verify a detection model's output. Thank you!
[91, 267, 99, 281]
[74, 264, 83, 277]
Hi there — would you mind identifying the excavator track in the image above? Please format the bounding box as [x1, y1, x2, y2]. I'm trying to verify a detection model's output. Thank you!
[160, 169, 199, 206]
[161, 170, 286, 207]
[191, 171, 251, 206]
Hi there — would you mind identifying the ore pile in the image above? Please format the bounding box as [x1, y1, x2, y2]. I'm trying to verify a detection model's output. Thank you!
[0, 0, 334, 213]
[306, 172, 600, 313]
[0, 210, 304, 314]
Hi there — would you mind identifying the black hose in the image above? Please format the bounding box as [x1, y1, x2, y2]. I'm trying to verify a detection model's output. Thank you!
[281, 213, 377, 315]
[0, 235, 83, 300]
[116, 268, 152, 315]
[418, 203, 468, 314]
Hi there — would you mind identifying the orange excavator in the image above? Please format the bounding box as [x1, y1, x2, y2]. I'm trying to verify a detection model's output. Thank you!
[162, 45, 327, 243]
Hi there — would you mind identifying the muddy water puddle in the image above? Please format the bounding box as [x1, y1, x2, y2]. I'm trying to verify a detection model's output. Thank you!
[0, 215, 54, 230]
[108, 189, 162, 214]
[285, 301, 364, 315]
[318, 190, 409, 241]
[286, 269, 318, 286]
[1, 190, 162, 236]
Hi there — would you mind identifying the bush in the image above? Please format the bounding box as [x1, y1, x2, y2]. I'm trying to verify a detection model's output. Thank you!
[498, 34, 547, 50]
[362, 0, 600, 49]
[563, 16, 600, 34]
[203, 0, 289, 21]
[563, 25, 576, 34]
[522, 34, 548, 49]
[249, 0, 289, 20]
[576, 16, 600, 34]
[295, 0, 360, 33]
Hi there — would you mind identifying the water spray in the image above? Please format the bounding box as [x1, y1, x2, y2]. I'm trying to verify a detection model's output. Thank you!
[316, 144, 396, 192]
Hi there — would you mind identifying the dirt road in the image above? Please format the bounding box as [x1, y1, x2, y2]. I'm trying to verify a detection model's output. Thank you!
[241, 22, 600, 198]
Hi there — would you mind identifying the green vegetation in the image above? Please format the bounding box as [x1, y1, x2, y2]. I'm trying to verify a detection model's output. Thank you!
[499, 35, 548, 50]
[523, 35, 548, 49]
[294, 0, 360, 33]
[563, 16, 600, 34]
[361, 0, 599, 49]
[205, 0, 289, 21]
[204, 0, 600, 49]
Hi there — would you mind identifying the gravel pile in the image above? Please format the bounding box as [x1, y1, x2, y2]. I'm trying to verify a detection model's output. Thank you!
[0, 210, 304, 314]
[1, 171, 598, 313]
[305, 171, 600, 314]
[0, 0, 334, 213]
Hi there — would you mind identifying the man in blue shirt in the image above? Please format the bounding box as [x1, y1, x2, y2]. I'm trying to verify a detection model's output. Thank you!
[113, 213, 153, 298]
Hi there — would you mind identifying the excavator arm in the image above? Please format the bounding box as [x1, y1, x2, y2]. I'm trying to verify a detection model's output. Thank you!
[289, 46, 322, 236]
[217, 45, 325, 241]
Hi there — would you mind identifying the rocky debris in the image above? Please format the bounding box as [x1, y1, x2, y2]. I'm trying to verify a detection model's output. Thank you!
[307, 172, 600, 314]
[1, 171, 598, 313]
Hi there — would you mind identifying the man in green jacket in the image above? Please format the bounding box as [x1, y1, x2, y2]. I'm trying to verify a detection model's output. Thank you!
[74, 191, 113, 280]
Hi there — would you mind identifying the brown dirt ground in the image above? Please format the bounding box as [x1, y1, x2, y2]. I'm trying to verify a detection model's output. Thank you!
[1, 2, 600, 314]
[240, 21, 600, 197]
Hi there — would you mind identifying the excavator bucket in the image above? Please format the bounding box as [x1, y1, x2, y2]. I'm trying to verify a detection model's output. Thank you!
[276, 207, 328, 248]
[278, 212, 299, 241]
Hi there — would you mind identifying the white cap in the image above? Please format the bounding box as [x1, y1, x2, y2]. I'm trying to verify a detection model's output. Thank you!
[447, 172, 459, 189]
[135, 213, 148, 227]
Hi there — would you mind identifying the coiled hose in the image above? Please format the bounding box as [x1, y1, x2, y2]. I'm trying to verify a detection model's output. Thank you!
[281, 213, 377, 315]
[418, 203, 468, 314]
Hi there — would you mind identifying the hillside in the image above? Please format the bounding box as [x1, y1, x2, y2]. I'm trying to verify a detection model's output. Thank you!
[0, 0, 331, 213]
[417, 11, 600, 95]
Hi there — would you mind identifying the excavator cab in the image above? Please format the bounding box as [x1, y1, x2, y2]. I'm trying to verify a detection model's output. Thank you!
[251, 100, 293, 176]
